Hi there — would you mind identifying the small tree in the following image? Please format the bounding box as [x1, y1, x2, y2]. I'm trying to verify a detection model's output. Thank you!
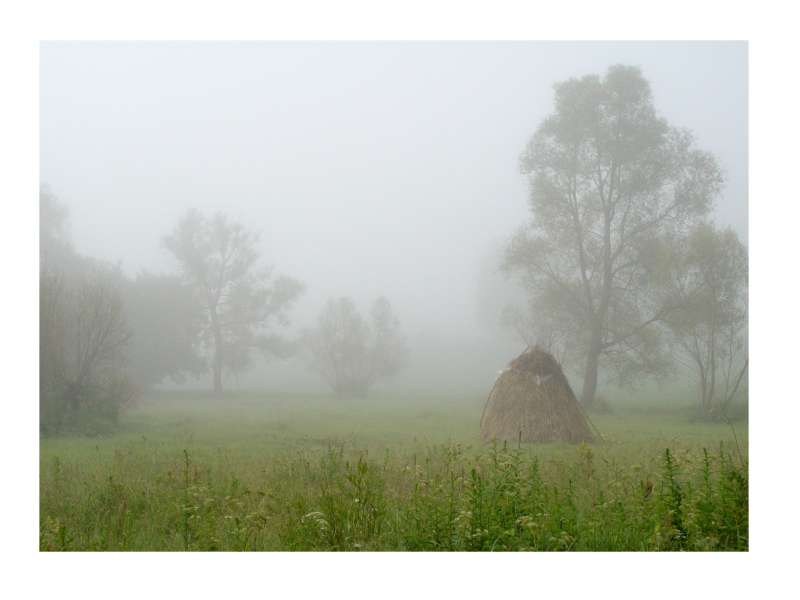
[40, 266, 135, 433]
[124, 272, 206, 388]
[307, 296, 407, 397]
[40, 186, 69, 263]
[504, 65, 723, 407]
[163, 209, 303, 395]
[40, 270, 68, 429]
[664, 224, 748, 419]
[40, 190, 136, 434]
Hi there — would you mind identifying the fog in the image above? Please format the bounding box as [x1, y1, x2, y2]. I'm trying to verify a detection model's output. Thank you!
[40, 41, 747, 396]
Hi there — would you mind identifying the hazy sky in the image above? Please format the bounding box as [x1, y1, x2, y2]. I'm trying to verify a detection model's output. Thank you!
[40, 41, 747, 344]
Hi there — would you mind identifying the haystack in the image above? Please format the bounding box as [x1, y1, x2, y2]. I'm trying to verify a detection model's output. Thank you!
[480, 347, 594, 444]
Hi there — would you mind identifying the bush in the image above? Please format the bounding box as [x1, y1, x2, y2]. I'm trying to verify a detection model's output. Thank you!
[40, 267, 137, 435]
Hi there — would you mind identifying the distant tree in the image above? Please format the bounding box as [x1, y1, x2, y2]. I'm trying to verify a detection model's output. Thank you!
[40, 189, 136, 434]
[40, 266, 135, 433]
[504, 65, 723, 408]
[475, 241, 527, 332]
[163, 209, 304, 396]
[40, 186, 69, 256]
[123, 272, 206, 388]
[369, 296, 408, 382]
[307, 296, 407, 397]
[663, 224, 748, 419]
[40, 185, 82, 276]
[40, 270, 69, 429]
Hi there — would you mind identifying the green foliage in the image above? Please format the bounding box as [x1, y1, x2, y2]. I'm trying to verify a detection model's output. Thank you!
[123, 273, 206, 388]
[306, 296, 407, 397]
[505, 65, 724, 405]
[40, 189, 137, 435]
[163, 209, 304, 394]
[40, 394, 747, 551]
[657, 448, 687, 548]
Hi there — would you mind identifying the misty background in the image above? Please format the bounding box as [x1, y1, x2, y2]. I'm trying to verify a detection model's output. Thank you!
[39, 41, 747, 397]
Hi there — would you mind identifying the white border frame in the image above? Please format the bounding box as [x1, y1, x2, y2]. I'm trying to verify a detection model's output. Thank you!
[3, 2, 799, 599]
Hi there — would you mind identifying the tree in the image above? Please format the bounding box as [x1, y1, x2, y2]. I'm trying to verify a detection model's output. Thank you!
[163, 209, 304, 396]
[123, 272, 206, 388]
[40, 265, 135, 433]
[307, 296, 407, 397]
[663, 224, 748, 419]
[369, 296, 408, 382]
[504, 65, 723, 408]
[40, 185, 84, 277]
[40, 185, 69, 263]
[40, 189, 136, 433]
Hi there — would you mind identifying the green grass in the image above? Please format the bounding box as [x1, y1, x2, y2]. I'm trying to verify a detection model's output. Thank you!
[39, 391, 748, 551]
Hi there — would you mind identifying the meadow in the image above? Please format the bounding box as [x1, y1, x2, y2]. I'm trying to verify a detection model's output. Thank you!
[39, 391, 748, 551]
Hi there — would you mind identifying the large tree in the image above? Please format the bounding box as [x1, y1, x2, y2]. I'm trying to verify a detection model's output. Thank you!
[504, 65, 723, 407]
[164, 209, 303, 396]
[663, 223, 748, 419]
[307, 296, 407, 397]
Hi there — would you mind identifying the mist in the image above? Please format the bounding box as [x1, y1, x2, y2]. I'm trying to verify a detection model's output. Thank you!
[38, 40, 750, 554]
[40, 41, 747, 398]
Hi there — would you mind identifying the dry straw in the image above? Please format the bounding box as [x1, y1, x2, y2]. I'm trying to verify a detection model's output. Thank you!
[481, 347, 595, 444]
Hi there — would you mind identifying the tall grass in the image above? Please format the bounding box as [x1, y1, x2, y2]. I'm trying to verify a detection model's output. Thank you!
[40, 436, 747, 551]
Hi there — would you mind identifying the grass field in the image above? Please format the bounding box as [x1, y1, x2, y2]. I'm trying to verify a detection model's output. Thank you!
[39, 391, 748, 551]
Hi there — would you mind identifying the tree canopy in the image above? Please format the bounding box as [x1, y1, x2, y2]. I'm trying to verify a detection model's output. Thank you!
[164, 209, 304, 395]
[505, 65, 723, 407]
[306, 296, 407, 397]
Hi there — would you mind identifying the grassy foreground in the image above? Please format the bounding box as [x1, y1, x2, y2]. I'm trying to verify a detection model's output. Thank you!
[39, 391, 748, 551]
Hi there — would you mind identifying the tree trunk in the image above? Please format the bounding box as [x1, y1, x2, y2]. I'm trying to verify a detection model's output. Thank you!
[698, 363, 708, 418]
[581, 333, 602, 408]
[708, 336, 717, 416]
[213, 350, 223, 397]
[210, 311, 224, 397]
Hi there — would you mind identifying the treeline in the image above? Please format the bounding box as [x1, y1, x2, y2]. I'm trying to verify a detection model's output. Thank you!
[39, 190, 407, 434]
[40, 63, 748, 431]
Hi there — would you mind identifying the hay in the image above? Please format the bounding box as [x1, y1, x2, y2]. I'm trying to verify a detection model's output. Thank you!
[480, 347, 595, 444]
